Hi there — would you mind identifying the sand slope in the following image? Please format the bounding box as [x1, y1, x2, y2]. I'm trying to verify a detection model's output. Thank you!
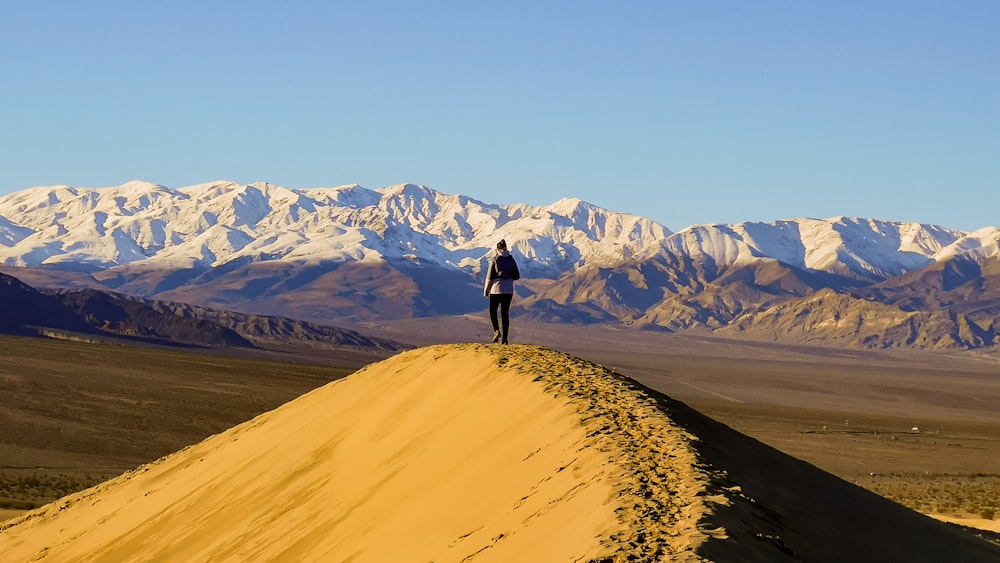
[2, 344, 999, 562]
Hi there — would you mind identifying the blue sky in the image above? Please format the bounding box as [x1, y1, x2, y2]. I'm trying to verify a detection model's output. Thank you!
[2, 1, 997, 231]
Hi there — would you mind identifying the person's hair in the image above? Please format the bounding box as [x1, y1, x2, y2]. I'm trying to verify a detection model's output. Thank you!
[496, 239, 507, 250]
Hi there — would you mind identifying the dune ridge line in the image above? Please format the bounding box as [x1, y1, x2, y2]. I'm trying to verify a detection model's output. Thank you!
[488, 344, 722, 560]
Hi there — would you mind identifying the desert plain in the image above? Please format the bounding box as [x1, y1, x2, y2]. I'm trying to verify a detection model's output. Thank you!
[1, 317, 999, 560]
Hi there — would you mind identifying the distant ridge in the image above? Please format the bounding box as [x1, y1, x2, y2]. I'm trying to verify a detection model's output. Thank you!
[1, 180, 999, 350]
[0, 272, 405, 352]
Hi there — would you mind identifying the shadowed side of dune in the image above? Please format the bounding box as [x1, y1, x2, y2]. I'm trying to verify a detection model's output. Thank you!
[635, 386, 1000, 562]
[484, 347, 1000, 562]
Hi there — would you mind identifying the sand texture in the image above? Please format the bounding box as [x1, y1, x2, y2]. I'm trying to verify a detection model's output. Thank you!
[2, 344, 999, 562]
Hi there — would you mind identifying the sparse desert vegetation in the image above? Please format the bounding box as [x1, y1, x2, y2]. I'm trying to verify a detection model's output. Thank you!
[859, 473, 1000, 520]
[0, 471, 116, 511]
[682, 397, 1000, 535]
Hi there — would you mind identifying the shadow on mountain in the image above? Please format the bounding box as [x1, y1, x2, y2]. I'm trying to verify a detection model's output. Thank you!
[0, 273, 96, 336]
[396, 261, 484, 316]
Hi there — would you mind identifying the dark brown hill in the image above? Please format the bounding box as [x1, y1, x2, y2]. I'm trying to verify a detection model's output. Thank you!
[54, 288, 254, 348]
[0, 272, 405, 352]
[0, 273, 98, 336]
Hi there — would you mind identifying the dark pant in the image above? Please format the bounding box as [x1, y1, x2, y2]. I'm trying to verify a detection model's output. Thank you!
[489, 293, 514, 343]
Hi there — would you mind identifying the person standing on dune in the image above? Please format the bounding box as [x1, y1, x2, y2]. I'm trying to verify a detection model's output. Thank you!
[483, 239, 520, 344]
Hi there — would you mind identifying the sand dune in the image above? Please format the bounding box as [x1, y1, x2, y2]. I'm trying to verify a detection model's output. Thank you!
[2, 344, 998, 562]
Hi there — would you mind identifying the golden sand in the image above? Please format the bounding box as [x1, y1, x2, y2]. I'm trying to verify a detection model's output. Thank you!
[0, 344, 716, 562]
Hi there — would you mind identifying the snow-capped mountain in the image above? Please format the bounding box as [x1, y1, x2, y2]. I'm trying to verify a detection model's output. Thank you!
[1, 180, 998, 350]
[663, 219, 998, 281]
[0, 180, 669, 274]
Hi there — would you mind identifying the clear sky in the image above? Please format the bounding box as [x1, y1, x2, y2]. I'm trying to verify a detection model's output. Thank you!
[2, 1, 997, 231]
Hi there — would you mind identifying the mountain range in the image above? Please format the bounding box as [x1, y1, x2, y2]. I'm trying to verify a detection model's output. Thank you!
[2, 180, 998, 351]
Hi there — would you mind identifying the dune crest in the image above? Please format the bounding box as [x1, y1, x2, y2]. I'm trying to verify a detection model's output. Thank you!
[0, 344, 718, 562]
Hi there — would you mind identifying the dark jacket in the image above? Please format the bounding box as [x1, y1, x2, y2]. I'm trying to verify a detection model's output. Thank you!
[484, 249, 520, 296]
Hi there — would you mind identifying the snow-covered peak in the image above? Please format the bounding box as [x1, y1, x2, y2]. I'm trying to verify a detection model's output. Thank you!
[302, 184, 381, 208]
[667, 216, 969, 281]
[933, 226, 1000, 262]
[545, 196, 588, 215]
[118, 179, 170, 191]
[376, 182, 436, 198]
